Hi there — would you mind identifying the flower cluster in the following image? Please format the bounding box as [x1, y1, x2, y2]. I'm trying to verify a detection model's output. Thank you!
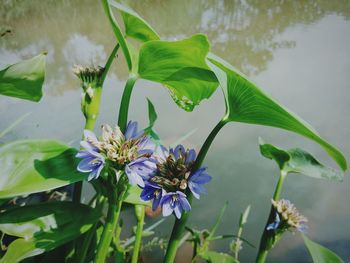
[140, 145, 212, 219]
[267, 199, 308, 233]
[76, 121, 156, 185]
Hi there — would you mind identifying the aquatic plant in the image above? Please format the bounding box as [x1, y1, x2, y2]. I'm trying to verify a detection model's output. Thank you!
[0, 1, 347, 263]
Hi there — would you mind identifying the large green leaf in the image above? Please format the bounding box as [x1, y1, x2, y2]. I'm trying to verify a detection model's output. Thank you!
[0, 140, 86, 199]
[199, 251, 238, 263]
[206, 53, 347, 171]
[109, 0, 160, 42]
[259, 138, 343, 181]
[138, 34, 219, 111]
[302, 234, 344, 263]
[0, 202, 100, 262]
[0, 53, 46, 102]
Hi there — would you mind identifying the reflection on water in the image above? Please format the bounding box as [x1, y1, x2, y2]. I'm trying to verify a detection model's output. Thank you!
[1, 1, 350, 262]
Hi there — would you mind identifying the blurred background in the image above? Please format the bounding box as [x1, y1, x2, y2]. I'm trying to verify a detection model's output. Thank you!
[1, 0, 350, 262]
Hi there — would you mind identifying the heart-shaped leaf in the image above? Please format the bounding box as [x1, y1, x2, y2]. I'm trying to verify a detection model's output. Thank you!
[303, 234, 344, 263]
[0, 140, 86, 199]
[0, 53, 46, 102]
[259, 138, 343, 181]
[0, 202, 100, 262]
[138, 34, 219, 111]
[109, 0, 160, 42]
[207, 53, 347, 171]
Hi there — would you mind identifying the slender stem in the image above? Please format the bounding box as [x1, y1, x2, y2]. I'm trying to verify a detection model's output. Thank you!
[131, 205, 145, 263]
[101, 0, 132, 71]
[255, 171, 287, 263]
[234, 225, 243, 260]
[164, 118, 228, 263]
[117, 76, 137, 132]
[94, 189, 126, 263]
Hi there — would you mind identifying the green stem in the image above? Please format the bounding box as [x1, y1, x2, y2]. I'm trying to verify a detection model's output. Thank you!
[94, 189, 126, 263]
[101, 0, 132, 71]
[164, 118, 228, 263]
[99, 43, 120, 85]
[132, 205, 145, 263]
[256, 171, 287, 263]
[117, 76, 137, 132]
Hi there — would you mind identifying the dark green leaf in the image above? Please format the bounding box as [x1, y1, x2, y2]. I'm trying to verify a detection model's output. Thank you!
[0, 53, 46, 102]
[303, 234, 344, 263]
[199, 251, 238, 263]
[0, 202, 100, 262]
[138, 34, 219, 111]
[207, 53, 347, 171]
[259, 138, 343, 181]
[144, 98, 160, 141]
[109, 0, 160, 42]
[0, 140, 87, 199]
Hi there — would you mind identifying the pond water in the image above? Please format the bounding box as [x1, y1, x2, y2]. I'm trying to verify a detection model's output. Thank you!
[1, 1, 350, 262]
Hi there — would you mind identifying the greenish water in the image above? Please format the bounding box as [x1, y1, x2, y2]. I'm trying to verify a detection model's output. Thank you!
[1, 1, 350, 262]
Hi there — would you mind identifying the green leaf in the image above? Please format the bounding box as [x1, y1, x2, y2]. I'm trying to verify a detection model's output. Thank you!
[123, 185, 150, 206]
[0, 202, 100, 262]
[206, 53, 347, 171]
[199, 251, 238, 263]
[259, 138, 343, 181]
[209, 202, 228, 239]
[239, 205, 251, 228]
[0, 140, 86, 199]
[144, 98, 160, 141]
[302, 234, 344, 263]
[109, 0, 160, 42]
[138, 34, 219, 111]
[0, 53, 46, 102]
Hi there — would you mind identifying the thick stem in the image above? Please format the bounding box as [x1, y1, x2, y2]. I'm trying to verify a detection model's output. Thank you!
[101, 0, 132, 71]
[131, 205, 145, 263]
[163, 119, 228, 263]
[94, 190, 126, 263]
[117, 76, 137, 132]
[255, 171, 287, 263]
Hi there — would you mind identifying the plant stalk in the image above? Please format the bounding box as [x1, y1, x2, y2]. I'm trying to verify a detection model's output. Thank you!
[163, 118, 228, 263]
[131, 205, 145, 263]
[94, 189, 126, 263]
[256, 171, 287, 263]
[117, 76, 137, 132]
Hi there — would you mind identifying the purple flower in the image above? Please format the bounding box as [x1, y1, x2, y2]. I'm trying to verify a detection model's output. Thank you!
[188, 167, 212, 199]
[140, 183, 164, 211]
[125, 157, 157, 187]
[160, 191, 191, 219]
[267, 213, 281, 231]
[76, 130, 105, 181]
[125, 121, 144, 140]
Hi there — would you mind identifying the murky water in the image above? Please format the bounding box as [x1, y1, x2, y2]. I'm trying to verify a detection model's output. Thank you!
[1, 0, 350, 262]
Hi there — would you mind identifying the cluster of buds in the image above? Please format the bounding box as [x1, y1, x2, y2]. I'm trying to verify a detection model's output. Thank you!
[267, 199, 308, 233]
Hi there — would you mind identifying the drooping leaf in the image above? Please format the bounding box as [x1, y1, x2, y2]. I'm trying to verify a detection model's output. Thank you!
[259, 138, 343, 181]
[138, 34, 219, 111]
[123, 185, 150, 206]
[0, 140, 86, 199]
[0, 53, 46, 102]
[199, 251, 238, 263]
[302, 234, 344, 263]
[109, 0, 160, 42]
[144, 98, 160, 141]
[206, 53, 347, 172]
[0, 202, 100, 262]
